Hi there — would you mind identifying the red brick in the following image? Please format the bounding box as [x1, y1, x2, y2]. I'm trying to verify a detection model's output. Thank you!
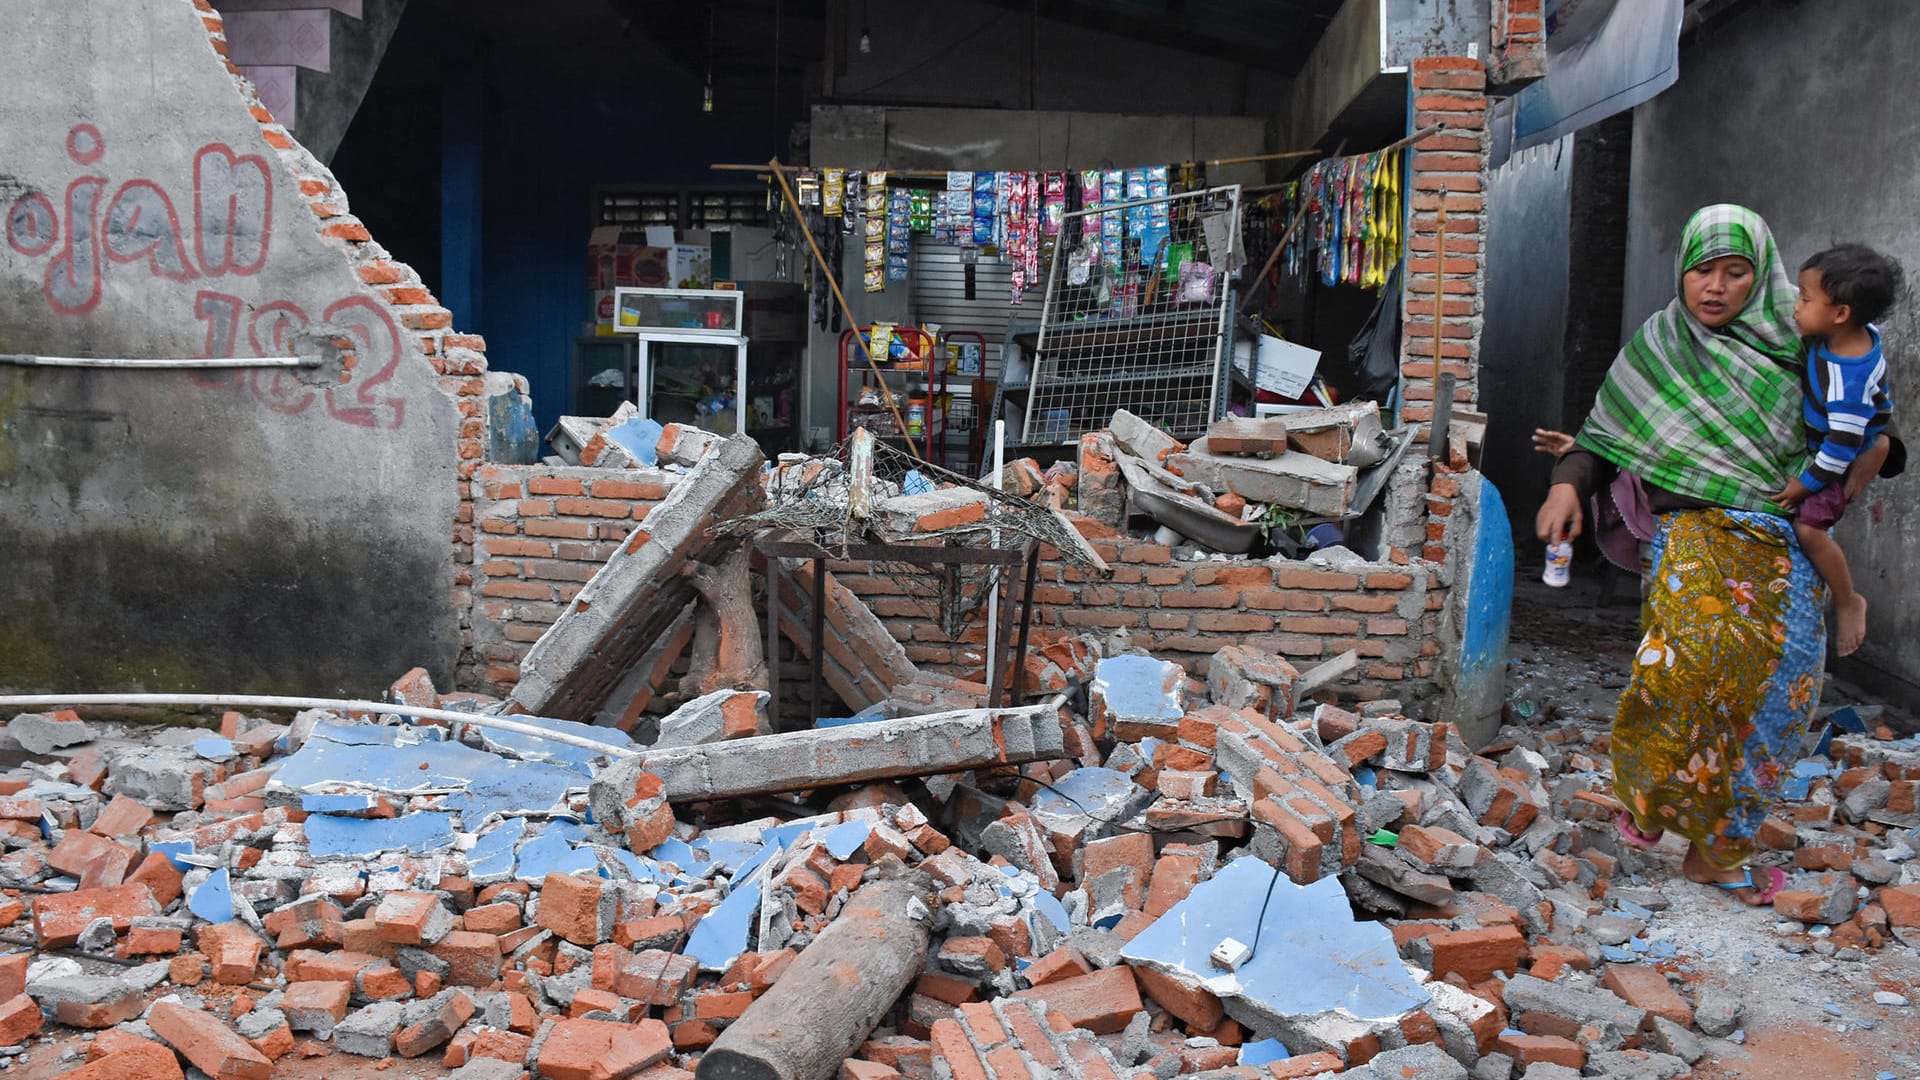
[49, 829, 136, 887]
[1426, 925, 1526, 984]
[1600, 964, 1691, 1027]
[89, 795, 156, 838]
[199, 922, 264, 985]
[591, 1019, 673, 1077]
[63, 1042, 186, 1080]
[32, 882, 160, 947]
[929, 1019, 990, 1080]
[537, 1017, 632, 1080]
[1010, 965, 1142, 1034]
[1267, 1051, 1345, 1078]
[1494, 1033, 1583, 1069]
[0, 994, 40, 1046]
[1879, 885, 1920, 928]
[1131, 964, 1224, 1030]
[149, 1000, 273, 1080]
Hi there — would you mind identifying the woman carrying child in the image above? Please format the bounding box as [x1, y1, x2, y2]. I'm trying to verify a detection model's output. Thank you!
[1534, 205, 1901, 904]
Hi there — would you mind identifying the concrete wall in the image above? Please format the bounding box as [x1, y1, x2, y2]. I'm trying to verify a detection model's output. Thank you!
[1477, 136, 1571, 543]
[0, 0, 465, 695]
[1622, 0, 1920, 703]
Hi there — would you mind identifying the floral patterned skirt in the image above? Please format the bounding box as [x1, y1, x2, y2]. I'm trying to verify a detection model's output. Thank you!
[1611, 509, 1826, 869]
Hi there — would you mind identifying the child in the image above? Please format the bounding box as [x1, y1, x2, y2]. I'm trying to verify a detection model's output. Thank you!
[1772, 244, 1903, 656]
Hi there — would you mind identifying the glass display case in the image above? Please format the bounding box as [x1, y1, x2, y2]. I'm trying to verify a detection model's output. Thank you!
[612, 287, 749, 435]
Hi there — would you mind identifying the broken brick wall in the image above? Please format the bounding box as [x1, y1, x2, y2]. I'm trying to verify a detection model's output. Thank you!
[829, 544, 1443, 704]
[466, 465, 676, 692]
[1490, 0, 1548, 86]
[0, 0, 505, 696]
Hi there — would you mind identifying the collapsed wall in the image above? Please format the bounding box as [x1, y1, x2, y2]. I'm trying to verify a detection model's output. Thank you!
[0, 0, 507, 695]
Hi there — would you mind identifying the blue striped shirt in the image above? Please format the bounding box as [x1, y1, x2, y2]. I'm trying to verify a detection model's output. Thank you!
[1801, 326, 1893, 492]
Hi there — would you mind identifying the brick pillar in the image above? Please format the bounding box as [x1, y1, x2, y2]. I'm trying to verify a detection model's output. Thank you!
[1492, 0, 1548, 86]
[1401, 58, 1489, 450]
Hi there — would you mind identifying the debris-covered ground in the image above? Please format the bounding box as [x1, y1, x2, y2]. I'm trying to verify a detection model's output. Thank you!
[0, 421, 1916, 1080]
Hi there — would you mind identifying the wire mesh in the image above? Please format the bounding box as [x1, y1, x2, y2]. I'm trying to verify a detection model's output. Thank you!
[723, 433, 1104, 638]
[1022, 185, 1242, 445]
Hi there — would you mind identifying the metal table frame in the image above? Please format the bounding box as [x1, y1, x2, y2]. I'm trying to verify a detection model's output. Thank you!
[756, 538, 1043, 727]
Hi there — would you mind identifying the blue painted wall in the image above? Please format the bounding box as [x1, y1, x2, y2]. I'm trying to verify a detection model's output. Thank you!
[332, 8, 787, 435]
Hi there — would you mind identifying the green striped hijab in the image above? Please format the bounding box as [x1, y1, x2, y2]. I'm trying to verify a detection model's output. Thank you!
[1576, 204, 1807, 511]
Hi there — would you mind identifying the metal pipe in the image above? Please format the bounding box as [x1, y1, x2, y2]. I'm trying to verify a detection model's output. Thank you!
[0, 354, 311, 370]
[0, 693, 642, 758]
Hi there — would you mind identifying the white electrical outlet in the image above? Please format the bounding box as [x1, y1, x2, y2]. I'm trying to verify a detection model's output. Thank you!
[1210, 937, 1252, 972]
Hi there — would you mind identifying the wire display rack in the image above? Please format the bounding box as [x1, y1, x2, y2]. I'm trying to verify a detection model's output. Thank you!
[1021, 185, 1242, 445]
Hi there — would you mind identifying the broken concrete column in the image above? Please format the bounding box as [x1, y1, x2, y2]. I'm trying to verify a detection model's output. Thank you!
[605, 704, 1063, 803]
[698, 874, 936, 1080]
[679, 545, 769, 697]
[7, 711, 93, 755]
[510, 434, 765, 722]
[1076, 432, 1126, 529]
[654, 689, 770, 749]
[1206, 645, 1300, 716]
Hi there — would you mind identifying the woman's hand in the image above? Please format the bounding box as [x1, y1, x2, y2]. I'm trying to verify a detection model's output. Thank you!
[1532, 429, 1577, 456]
[1536, 483, 1584, 543]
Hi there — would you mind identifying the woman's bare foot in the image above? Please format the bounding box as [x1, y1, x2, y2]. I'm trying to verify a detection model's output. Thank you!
[1837, 591, 1868, 656]
[1680, 844, 1779, 905]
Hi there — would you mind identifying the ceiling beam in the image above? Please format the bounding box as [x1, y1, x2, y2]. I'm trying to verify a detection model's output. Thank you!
[970, 0, 1326, 73]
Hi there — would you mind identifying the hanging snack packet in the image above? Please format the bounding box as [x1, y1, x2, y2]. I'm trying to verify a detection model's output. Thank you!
[1067, 244, 1093, 287]
[842, 172, 861, 234]
[796, 169, 821, 207]
[868, 322, 895, 362]
[822, 169, 845, 217]
[889, 187, 912, 253]
[909, 190, 932, 234]
[865, 214, 887, 242]
[1178, 260, 1217, 305]
[972, 171, 996, 248]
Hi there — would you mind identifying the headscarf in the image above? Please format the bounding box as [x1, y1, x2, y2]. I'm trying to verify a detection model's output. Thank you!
[1575, 204, 1807, 511]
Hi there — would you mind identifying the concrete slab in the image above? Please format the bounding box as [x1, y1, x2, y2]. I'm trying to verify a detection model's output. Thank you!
[601, 704, 1064, 803]
[1120, 857, 1429, 1041]
[1168, 443, 1357, 517]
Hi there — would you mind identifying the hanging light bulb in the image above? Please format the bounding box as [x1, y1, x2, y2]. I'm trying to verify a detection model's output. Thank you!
[702, 0, 717, 113]
[858, 0, 872, 53]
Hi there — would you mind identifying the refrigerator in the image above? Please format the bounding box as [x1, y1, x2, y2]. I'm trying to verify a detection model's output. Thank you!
[611, 287, 748, 436]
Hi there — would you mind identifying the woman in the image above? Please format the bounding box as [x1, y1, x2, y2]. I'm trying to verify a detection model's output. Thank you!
[1536, 205, 1834, 904]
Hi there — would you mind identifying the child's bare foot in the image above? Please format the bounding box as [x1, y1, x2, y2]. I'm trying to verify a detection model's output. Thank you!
[1837, 591, 1868, 656]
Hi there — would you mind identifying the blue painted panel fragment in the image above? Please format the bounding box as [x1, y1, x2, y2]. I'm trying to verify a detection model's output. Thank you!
[477, 715, 632, 774]
[188, 868, 234, 922]
[822, 821, 871, 860]
[302, 794, 380, 814]
[684, 879, 761, 972]
[307, 812, 454, 857]
[195, 737, 236, 762]
[468, 817, 528, 880]
[153, 841, 195, 871]
[1239, 1039, 1291, 1065]
[1120, 857, 1430, 1023]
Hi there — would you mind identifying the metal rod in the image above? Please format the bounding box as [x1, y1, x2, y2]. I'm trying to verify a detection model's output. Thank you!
[765, 554, 784, 732]
[1200, 147, 1323, 167]
[989, 552, 1022, 708]
[810, 556, 827, 724]
[0, 354, 310, 370]
[0, 693, 641, 758]
[764, 158, 921, 461]
[987, 419, 1006, 683]
[1379, 124, 1444, 156]
[1431, 373, 1458, 464]
[759, 541, 1027, 566]
[1430, 202, 1448, 450]
[1010, 543, 1040, 703]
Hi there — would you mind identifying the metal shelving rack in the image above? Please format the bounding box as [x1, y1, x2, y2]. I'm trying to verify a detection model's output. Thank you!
[1021, 185, 1242, 445]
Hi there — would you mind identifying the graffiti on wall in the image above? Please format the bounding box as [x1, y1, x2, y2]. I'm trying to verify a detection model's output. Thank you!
[4, 124, 405, 429]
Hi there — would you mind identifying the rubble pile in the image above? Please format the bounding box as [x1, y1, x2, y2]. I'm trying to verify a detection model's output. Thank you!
[0, 421, 1913, 1080]
[1, 653, 1914, 1080]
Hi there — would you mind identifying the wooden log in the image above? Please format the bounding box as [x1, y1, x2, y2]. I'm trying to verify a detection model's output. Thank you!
[697, 874, 937, 1080]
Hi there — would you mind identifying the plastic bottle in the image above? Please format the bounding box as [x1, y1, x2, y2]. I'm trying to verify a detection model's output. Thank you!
[1542, 541, 1573, 588]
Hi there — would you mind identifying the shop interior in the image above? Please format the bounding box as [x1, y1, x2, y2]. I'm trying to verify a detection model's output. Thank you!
[331, 0, 1415, 495]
